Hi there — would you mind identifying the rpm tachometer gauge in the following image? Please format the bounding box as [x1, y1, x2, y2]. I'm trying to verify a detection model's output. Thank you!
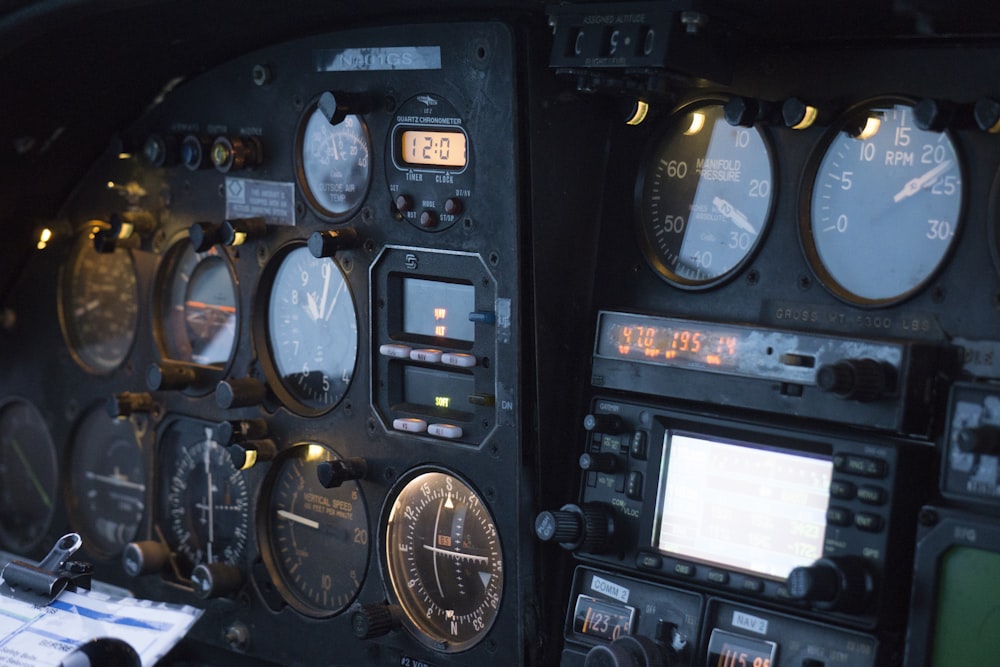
[637, 102, 775, 288]
[804, 101, 963, 306]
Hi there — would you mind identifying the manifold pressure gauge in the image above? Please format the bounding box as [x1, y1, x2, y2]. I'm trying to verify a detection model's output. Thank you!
[383, 470, 503, 653]
[636, 101, 775, 288]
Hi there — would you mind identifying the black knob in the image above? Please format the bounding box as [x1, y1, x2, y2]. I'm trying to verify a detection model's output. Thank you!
[957, 424, 1000, 455]
[220, 217, 267, 246]
[584, 635, 667, 667]
[317, 457, 368, 488]
[815, 358, 894, 401]
[228, 439, 277, 471]
[583, 413, 626, 434]
[214, 418, 269, 445]
[974, 97, 1000, 133]
[579, 452, 618, 473]
[107, 392, 153, 418]
[308, 229, 358, 258]
[92, 222, 141, 254]
[782, 96, 819, 129]
[318, 90, 376, 126]
[110, 211, 155, 239]
[190, 562, 244, 599]
[146, 361, 207, 391]
[914, 98, 969, 132]
[535, 503, 615, 553]
[216, 377, 267, 409]
[188, 221, 224, 252]
[724, 96, 777, 127]
[121, 540, 169, 577]
[351, 603, 401, 639]
[786, 557, 874, 613]
[59, 637, 141, 667]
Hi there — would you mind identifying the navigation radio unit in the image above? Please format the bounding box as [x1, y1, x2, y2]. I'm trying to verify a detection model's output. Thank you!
[536, 399, 933, 631]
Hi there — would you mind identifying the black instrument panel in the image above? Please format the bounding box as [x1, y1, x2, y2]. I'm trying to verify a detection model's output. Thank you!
[2, 2, 1000, 666]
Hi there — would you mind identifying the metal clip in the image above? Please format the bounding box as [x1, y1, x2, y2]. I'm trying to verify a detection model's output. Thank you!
[0, 533, 91, 605]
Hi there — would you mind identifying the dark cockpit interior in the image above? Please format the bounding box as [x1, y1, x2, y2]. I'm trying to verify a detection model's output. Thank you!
[2, 1, 1000, 665]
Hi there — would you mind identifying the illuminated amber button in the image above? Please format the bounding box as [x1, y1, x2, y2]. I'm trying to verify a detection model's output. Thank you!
[380, 344, 412, 359]
[410, 348, 443, 363]
[393, 418, 427, 433]
[428, 423, 463, 439]
[441, 352, 476, 368]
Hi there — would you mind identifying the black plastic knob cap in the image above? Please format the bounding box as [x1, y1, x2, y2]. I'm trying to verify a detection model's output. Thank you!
[786, 557, 874, 613]
[584, 635, 666, 667]
[816, 358, 893, 402]
[220, 217, 267, 246]
[146, 362, 200, 391]
[107, 392, 153, 418]
[351, 603, 400, 639]
[121, 540, 169, 577]
[191, 562, 244, 599]
[535, 503, 614, 553]
[956, 425, 1000, 455]
[317, 457, 368, 488]
[308, 229, 357, 258]
[535, 510, 583, 545]
[579, 452, 618, 473]
[583, 413, 625, 434]
[216, 377, 267, 409]
[59, 637, 141, 667]
[787, 563, 840, 602]
[188, 222, 224, 252]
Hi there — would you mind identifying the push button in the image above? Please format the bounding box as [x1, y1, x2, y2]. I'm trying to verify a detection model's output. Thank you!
[410, 348, 443, 363]
[393, 418, 427, 433]
[441, 352, 476, 368]
[826, 507, 853, 526]
[379, 344, 412, 359]
[428, 423, 463, 439]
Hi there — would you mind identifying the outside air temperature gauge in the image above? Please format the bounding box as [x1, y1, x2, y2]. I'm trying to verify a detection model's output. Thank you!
[295, 101, 372, 221]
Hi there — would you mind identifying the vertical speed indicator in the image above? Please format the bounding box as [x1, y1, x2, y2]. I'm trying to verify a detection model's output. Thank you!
[636, 102, 776, 289]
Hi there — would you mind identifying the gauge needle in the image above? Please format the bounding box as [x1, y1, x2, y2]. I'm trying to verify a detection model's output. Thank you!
[712, 196, 756, 235]
[318, 263, 331, 320]
[893, 159, 952, 203]
[204, 432, 215, 563]
[325, 280, 345, 322]
[6, 437, 52, 508]
[277, 509, 320, 530]
[305, 292, 322, 321]
[84, 471, 146, 492]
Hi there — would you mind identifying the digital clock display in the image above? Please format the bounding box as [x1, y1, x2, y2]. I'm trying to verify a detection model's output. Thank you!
[654, 432, 832, 580]
[707, 629, 777, 667]
[572, 595, 636, 642]
[401, 129, 467, 168]
[596, 311, 745, 373]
